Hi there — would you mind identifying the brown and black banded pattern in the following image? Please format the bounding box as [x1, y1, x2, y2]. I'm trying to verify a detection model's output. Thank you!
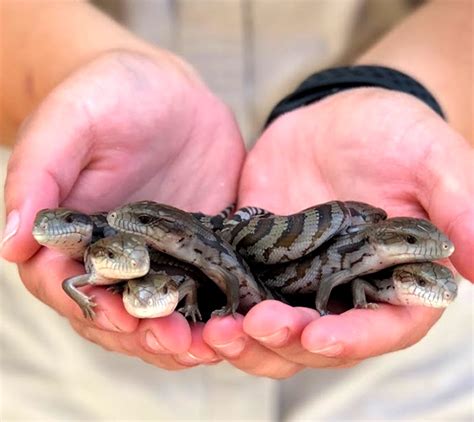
[191, 203, 235, 231]
[257, 217, 455, 304]
[223, 201, 352, 264]
[33, 202, 456, 318]
[344, 201, 387, 226]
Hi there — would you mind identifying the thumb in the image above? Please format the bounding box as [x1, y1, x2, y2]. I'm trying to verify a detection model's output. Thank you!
[1, 95, 92, 262]
[418, 123, 474, 282]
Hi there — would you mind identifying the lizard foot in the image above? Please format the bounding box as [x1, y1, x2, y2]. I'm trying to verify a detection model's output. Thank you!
[178, 304, 202, 323]
[211, 305, 236, 318]
[79, 296, 97, 320]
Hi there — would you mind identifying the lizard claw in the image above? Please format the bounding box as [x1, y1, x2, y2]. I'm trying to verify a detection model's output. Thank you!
[211, 305, 235, 318]
[178, 304, 202, 323]
[79, 296, 97, 320]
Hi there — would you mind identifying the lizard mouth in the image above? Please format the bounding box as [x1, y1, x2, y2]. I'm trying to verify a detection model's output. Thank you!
[123, 288, 179, 318]
[396, 287, 456, 308]
[32, 228, 48, 242]
[33, 227, 87, 246]
[385, 248, 452, 262]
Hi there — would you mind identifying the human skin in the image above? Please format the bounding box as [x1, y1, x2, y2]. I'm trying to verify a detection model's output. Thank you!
[1, 2, 245, 369]
[3, 51, 248, 368]
[2, 1, 473, 378]
[201, 1, 473, 378]
[202, 88, 473, 378]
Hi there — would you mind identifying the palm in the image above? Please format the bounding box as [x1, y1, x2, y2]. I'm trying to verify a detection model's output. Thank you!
[7, 52, 245, 369]
[8, 52, 245, 259]
[40, 53, 244, 214]
[205, 88, 474, 378]
[240, 88, 473, 280]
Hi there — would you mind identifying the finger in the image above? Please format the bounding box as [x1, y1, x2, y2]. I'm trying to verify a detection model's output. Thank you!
[70, 321, 190, 371]
[126, 316, 219, 368]
[238, 115, 334, 214]
[72, 308, 205, 370]
[243, 301, 358, 368]
[18, 248, 139, 333]
[1, 94, 94, 262]
[174, 322, 222, 366]
[137, 312, 192, 355]
[203, 314, 303, 379]
[416, 119, 474, 281]
[301, 305, 442, 360]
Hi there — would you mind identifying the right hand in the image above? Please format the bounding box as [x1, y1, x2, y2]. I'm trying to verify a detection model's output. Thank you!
[1, 50, 246, 369]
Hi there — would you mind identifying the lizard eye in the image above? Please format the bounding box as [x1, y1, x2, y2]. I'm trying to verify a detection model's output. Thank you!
[107, 250, 115, 260]
[138, 215, 153, 224]
[65, 215, 74, 224]
[418, 279, 427, 287]
[405, 235, 418, 244]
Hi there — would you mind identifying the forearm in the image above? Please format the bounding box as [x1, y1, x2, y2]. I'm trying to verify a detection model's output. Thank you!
[357, 0, 473, 142]
[0, 0, 193, 144]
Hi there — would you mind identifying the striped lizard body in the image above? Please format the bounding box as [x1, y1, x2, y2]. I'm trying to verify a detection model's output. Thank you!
[257, 217, 454, 314]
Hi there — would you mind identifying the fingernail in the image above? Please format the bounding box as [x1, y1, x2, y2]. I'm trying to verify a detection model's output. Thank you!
[212, 337, 246, 358]
[144, 330, 169, 353]
[175, 352, 202, 366]
[309, 343, 343, 357]
[95, 311, 122, 332]
[252, 327, 289, 347]
[1, 210, 20, 249]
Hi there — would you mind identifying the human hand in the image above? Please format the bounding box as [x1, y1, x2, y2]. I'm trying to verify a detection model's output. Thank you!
[1, 50, 246, 369]
[203, 88, 474, 378]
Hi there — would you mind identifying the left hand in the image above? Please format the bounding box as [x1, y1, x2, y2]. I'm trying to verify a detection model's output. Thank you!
[203, 87, 474, 378]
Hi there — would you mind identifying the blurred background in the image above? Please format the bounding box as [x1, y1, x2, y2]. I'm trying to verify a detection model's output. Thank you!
[1, 1, 473, 420]
[91, 0, 423, 145]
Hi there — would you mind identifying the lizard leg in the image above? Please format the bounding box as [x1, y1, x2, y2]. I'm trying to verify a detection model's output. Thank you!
[208, 268, 240, 318]
[351, 278, 380, 309]
[315, 270, 354, 315]
[177, 278, 202, 323]
[62, 274, 96, 319]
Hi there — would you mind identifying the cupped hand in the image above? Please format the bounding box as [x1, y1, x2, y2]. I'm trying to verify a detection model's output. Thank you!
[1, 50, 246, 369]
[203, 87, 474, 378]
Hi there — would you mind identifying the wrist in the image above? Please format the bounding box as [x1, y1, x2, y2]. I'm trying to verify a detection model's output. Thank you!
[265, 65, 444, 128]
[356, 1, 472, 142]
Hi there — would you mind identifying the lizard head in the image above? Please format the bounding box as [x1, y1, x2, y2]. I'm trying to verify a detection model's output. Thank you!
[85, 234, 150, 280]
[122, 273, 180, 318]
[391, 262, 458, 307]
[367, 217, 454, 263]
[107, 201, 194, 246]
[32, 208, 94, 259]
